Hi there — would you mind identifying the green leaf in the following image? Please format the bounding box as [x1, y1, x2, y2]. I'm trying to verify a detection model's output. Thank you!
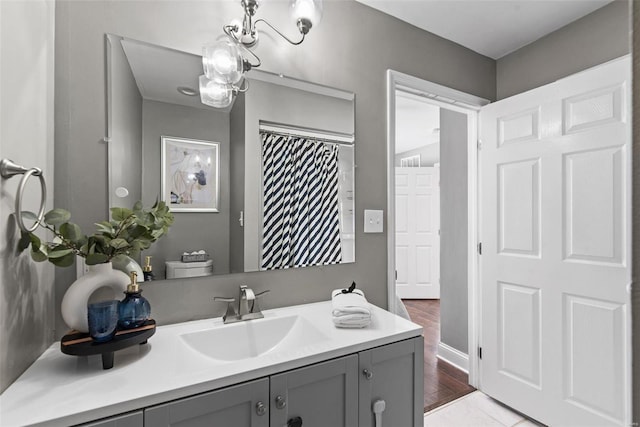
[150, 229, 164, 240]
[18, 232, 32, 252]
[94, 221, 115, 235]
[109, 238, 129, 250]
[91, 235, 107, 246]
[133, 201, 143, 211]
[136, 238, 152, 250]
[47, 248, 73, 258]
[60, 222, 82, 242]
[86, 253, 109, 265]
[30, 245, 48, 262]
[127, 247, 141, 259]
[28, 233, 41, 248]
[50, 252, 75, 268]
[44, 209, 71, 226]
[111, 207, 133, 222]
[127, 225, 147, 240]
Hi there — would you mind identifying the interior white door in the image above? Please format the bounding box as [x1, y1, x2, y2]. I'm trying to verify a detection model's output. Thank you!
[395, 167, 440, 299]
[479, 57, 631, 426]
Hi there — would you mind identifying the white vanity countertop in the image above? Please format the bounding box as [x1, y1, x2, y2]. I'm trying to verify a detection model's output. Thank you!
[0, 301, 421, 427]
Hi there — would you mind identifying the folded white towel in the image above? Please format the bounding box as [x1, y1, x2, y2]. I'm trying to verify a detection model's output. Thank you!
[333, 314, 370, 328]
[331, 288, 371, 328]
[331, 289, 371, 316]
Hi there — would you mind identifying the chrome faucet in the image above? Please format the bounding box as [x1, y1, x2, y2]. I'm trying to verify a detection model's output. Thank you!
[214, 285, 270, 324]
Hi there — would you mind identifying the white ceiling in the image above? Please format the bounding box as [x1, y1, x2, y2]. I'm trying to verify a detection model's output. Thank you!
[121, 38, 236, 112]
[354, 0, 613, 59]
[395, 92, 440, 154]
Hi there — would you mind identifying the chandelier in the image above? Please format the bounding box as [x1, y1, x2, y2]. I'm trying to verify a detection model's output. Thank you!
[199, 0, 323, 109]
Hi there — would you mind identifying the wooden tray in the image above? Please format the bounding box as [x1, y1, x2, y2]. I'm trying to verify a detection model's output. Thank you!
[60, 320, 156, 369]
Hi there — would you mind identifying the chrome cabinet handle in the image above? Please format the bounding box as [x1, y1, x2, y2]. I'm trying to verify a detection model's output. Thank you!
[255, 401, 267, 416]
[363, 369, 373, 380]
[275, 395, 287, 409]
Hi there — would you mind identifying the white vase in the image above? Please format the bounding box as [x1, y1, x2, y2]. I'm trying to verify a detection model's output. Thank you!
[61, 262, 130, 332]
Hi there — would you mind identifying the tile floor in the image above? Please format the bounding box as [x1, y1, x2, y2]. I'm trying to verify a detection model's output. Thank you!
[423, 391, 544, 427]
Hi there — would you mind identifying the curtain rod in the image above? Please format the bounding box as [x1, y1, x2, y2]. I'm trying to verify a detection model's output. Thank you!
[259, 121, 355, 145]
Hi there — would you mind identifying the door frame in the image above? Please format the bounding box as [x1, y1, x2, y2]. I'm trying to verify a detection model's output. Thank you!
[386, 70, 489, 386]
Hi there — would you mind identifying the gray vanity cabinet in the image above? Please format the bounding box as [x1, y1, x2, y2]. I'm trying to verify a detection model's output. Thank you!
[270, 355, 358, 427]
[82, 411, 143, 427]
[358, 337, 424, 427]
[78, 337, 423, 427]
[144, 378, 269, 427]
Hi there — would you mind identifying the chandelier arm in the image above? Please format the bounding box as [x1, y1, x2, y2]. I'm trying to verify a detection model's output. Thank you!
[240, 45, 262, 69]
[254, 19, 306, 46]
[235, 79, 250, 94]
[223, 24, 241, 42]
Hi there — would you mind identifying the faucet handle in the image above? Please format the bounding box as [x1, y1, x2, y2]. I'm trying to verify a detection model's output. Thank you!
[250, 290, 270, 314]
[240, 285, 255, 300]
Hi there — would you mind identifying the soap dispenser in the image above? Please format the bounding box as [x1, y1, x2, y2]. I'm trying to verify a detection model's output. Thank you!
[143, 256, 155, 281]
[118, 271, 151, 329]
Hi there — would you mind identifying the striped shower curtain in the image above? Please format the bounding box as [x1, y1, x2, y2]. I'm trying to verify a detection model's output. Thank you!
[261, 131, 342, 270]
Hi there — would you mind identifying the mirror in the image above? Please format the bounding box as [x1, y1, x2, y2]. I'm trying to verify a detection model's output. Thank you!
[106, 34, 355, 281]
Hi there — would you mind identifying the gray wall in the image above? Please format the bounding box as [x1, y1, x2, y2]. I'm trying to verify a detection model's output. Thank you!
[439, 109, 468, 354]
[141, 100, 230, 277]
[53, 0, 495, 331]
[0, 0, 55, 393]
[497, 0, 630, 100]
[395, 143, 440, 167]
[109, 34, 142, 209]
[229, 94, 246, 274]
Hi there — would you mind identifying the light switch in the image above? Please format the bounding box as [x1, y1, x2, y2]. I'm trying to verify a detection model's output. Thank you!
[364, 209, 384, 233]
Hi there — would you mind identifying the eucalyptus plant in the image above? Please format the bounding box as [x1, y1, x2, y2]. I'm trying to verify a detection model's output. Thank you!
[18, 200, 174, 267]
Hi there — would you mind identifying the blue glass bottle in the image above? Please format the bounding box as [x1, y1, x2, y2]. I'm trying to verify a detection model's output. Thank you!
[118, 271, 151, 329]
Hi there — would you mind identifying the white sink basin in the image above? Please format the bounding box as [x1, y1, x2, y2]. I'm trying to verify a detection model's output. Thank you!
[180, 314, 329, 361]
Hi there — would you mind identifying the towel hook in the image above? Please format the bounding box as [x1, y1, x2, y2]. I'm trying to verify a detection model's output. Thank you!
[1, 159, 47, 233]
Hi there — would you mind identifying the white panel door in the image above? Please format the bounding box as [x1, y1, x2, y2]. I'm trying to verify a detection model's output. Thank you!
[396, 167, 440, 299]
[479, 57, 631, 426]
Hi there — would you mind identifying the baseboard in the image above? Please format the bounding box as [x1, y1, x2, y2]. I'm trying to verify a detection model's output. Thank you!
[437, 342, 469, 373]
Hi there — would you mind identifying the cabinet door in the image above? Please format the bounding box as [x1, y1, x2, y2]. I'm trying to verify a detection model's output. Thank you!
[270, 354, 358, 427]
[144, 378, 269, 427]
[358, 337, 424, 427]
[82, 411, 143, 427]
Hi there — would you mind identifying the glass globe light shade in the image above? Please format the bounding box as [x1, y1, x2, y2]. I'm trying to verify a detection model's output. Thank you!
[199, 75, 234, 109]
[290, 0, 323, 28]
[202, 37, 244, 85]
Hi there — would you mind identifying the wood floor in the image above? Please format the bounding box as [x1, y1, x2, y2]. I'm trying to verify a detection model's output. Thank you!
[403, 299, 475, 412]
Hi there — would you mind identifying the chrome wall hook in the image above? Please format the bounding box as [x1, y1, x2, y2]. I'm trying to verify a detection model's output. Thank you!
[1, 159, 47, 233]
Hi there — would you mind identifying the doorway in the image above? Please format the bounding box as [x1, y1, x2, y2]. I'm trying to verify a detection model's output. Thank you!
[394, 93, 440, 300]
[386, 70, 489, 411]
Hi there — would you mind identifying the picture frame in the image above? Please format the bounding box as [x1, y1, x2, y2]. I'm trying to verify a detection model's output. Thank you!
[161, 136, 220, 212]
